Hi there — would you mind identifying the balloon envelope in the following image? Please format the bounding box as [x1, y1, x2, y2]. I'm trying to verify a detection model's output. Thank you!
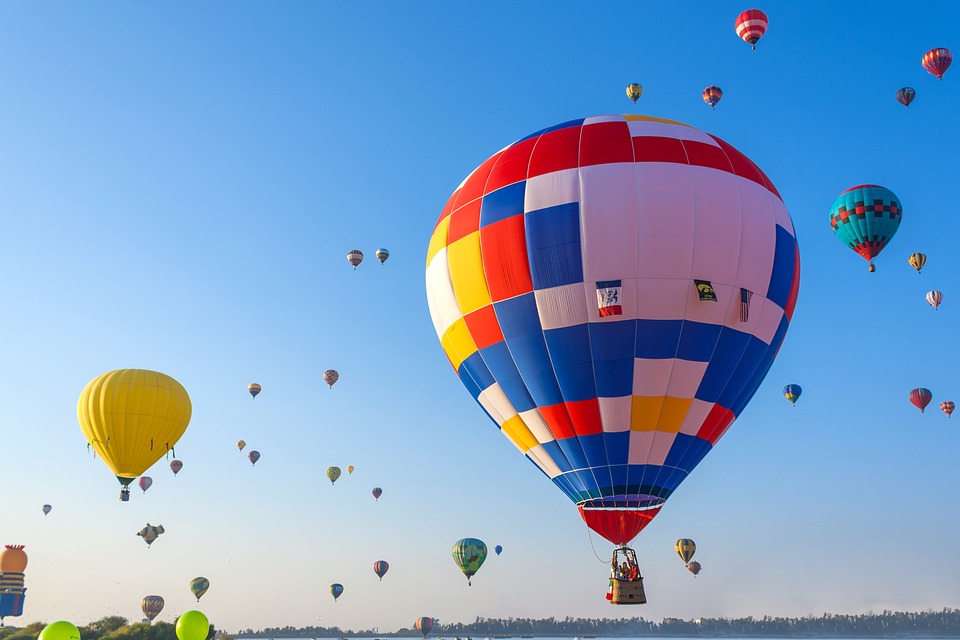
[190, 577, 210, 601]
[922, 48, 952, 80]
[908, 252, 926, 272]
[372, 487, 382, 500]
[170, 460, 183, 475]
[783, 384, 802, 405]
[896, 88, 916, 109]
[941, 401, 955, 418]
[141, 596, 164, 621]
[323, 370, 339, 388]
[452, 538, 487, 585]
[702, 86, 722, 109]
[415, 617, 434, 638]
[330, 583, 344, 600]
[926, 290, 943, 310]
[248, 450, 261, 465]
[347, 250, 364, 269]
[675, 538, 696, 563]
[687, 560, 702, 576]
[735, 9, 768, 49]
[910, 388, 932, 412]
[347, 465, 355, 474]
[39, 622, 80, 640]
[42, 504, 52, 515]
[138, 477, 153, 493]
[425, 115, 800, 545]
[237, 440, 246, 451]
[327, 466, 342, 484]
[829, 185, 901, 270]
[176, 610, 209, 640]
[248, 383, 261, 398]
[625, 84, 642, 104]
[494, 544, 503, 556]
[373, 560, 389, 580]
[376, 248, 390, 264]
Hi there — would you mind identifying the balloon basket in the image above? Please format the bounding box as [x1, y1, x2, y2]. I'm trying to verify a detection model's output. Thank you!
[608, 546, 646, 605]
[610, 577, 647, 605]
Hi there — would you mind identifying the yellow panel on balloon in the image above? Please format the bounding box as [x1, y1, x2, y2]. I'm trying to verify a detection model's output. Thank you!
[655, 396, 693, 433]
[426, 215, 451, 268]
[446, 230, 492, 315]
[440, 317, 478, 371]
[501, 414, 538, 453]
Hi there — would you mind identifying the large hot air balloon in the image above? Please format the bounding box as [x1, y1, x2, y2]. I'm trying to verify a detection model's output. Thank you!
[376, 248, 390, 264]
[926, 290, 943, 310]
[237, 440, 246, 451]
[323, 370, 339, 388]
[702, 86, 722, 110]
[425, 115, 800, 564]
[42, 504, 52, 516]
[829, 185, 901, 272]
[674, 538, 696, 563]
[735, 9, 768, 49]
[452, 538, 487, 586]
[783, 384, 802, 406]
[327, 467, 341, 484]
[372, 487, 382, 500]
[896, 88, 916, 109]
[248, 383, 261, 399]
[494, 544, 503, 556]
[941, 401, 955, 418]
[347, 250, 364, 269]
[170, 460, 183, 476]
[248, 450, 261, 466]
[910, 388, 933, 413]
[0, 545, 28, 624]
[189, 577, 209, 601]
[141, 596, 164, 622]
[626, 84, 642, 104]
[330, 583, 344, 601]
[686, 561, 702, 576]
[373, 560, 389, 581]
[922, 48, 952, 80]
[415, 617, 434, 639]
[909, 252, 926, 273]
[136, 524, 165, 547]
[138, 477, 153, 493]
[78, 370, 192, 501]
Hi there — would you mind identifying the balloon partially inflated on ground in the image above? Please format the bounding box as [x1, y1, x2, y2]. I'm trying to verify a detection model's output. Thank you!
[39, 622, 80, 640]
[176, 610, 209, 640]
[425, 114, 800, 546]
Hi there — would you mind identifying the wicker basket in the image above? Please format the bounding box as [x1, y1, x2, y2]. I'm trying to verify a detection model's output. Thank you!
[610, 578, 647, 605]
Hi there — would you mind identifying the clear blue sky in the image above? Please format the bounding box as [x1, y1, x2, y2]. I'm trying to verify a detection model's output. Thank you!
[1, 0, 958, 633]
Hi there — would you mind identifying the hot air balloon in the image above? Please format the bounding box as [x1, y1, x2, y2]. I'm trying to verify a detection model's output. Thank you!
[376, 248, 390, 264]
[237, 440, 246, 451]
[372, 487, 382, 500]
[674, 539, 696, 563]
[494, 545, 503, 556]
[783, 384, 802, 406]
[330, 583, 343, 601]
[141, 596, 164, 622]
[927, 290, 943, 310]
[702, 86, 722, 109]
[248, 383, 261, 399]
[452, 538, 487, 586]
[686, 561, 702, 576]
[896, 88, 916, 109]
[0, 545, 28, 625]
[347, 465, 355, 474]
[941, 401, 955, 418]
[425, 114, 800, 587]
[347, 250, 364, 269]
[138, 477, 153, 493]
[136, 524, 165, 547]
[922, 48, 952, 80]
[829, 185, 901, 271]
[910, 388, 933, 413]
[626, 84, 642, 104]
[415, 617, 434, 639]
[735, 9, 768, 49]
[248, 450, 261, 466]
[42, 504, 52, 516]
[909, 253, 926, 273]
[170, 460, 183, 476]
[373, 560, 389, 581]
[78, 369, 192, 501]
[327, 466, 341, 484]
[189, 577, 209, 601]
[323, 370, 339, 388]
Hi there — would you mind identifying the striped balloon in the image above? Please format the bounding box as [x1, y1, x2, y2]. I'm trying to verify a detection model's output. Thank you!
[896, 88, 916, 109]
[926, 290, 942, 310]
[674, 538, 696, 563]
[372, 486, 382, 500]
[189, 576, 210, 601]
[908, 252, 926, 273]
[910, 388, 933, 413]
[141, 595, 164, 622]
[702, 86, 723, 110]
[922, 48, 952, 80]
[829, 185, 901, 271]
[330, 583, 343, 601]
[941, 401, 955, 418]
[373, 560, 389, 580]
[735, 9, 768, 49]
[415, 617, 434, 639]
[626, 84, 642, 104]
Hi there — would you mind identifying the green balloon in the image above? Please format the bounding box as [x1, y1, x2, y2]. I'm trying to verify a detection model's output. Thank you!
[39, 621, 81, 640]
[176, 610, 209, 640]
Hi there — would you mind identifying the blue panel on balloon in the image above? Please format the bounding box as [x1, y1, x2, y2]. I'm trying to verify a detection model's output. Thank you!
[578, 432, 608, 468]
[664, 433, 708, 469]
[711, 327, 751, 369]
[676, 320, 722, 362]
[694, 363, 735, 403]
[525, 202, 583, 289]
[603, 431, 630, 465]
[480, 181, 526, 227]
[607, 463, 630, 492]
[636, 319, 683, 358]
[478, 342, 536, 413]
[457, 365, 483, 401]
[544, 325, 598, 402]
[540, 440, 574, 473]
[594, 358, 634, 397]
[494, 292, 542, 339]
[717, 367, 751, 410]
[556, 437, 590, 471]
[459, 352, 495, 395]
[550, 473, 578, 501]
[589, 320, 636, 360]
[766, 224, 797, 308]
[672, 438, 713, 474]
[494, 294, 565, 406]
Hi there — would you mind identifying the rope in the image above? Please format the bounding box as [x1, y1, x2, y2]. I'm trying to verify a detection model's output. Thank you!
[584, 520, 610, 564]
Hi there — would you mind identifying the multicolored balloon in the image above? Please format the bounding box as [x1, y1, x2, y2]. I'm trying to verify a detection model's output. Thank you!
[829, 185, 901, 272]
[735, 9, 768, 49]
[330, 583, 344, 601]
[626, 84, 642, 104]
[248, 450, 261, 466]
[323, 369, 339, 388]
[376, 248, 390, 264]
[494, 544, 503, 556]
[686, 560, 702, 576]
[783, 384, 802, 406]
[910, 388, 933, 413]
[170, 459, 183, 476]
[896, 88, 916, 109]
[674, 538, 696, 563]
[927, 290, 943, 310]
[372, 487, 382, 500]
[415, 617, 434, 639]
[136, 523, 165, 547]
[908, 252, 926, 273]
[190, 577, 210, 601]
[237, 440, 246, 451]
[347, 250, 364, 269]
[702, 86, 723, 109]
[327, 466, 341, 484]
[373, 560, 389, 581]
[138, 477, 153, 493]
[248, 383, 261, 399]
[922, 48, 952, 80]
[425, 115, 800, 546]
[941, 401, 955, 418]
[452, 538, 487, 586]
[141, 595, 164, 622]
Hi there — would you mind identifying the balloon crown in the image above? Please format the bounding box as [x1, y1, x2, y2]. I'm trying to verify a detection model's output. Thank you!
[4, 545, 24, 551]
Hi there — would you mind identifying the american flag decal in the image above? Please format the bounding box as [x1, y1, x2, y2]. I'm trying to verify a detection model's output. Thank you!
[596, 280, 623, 317]
[740, 288, 752, 322]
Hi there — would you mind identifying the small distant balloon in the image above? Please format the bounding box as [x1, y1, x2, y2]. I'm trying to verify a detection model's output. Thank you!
[702, 85, 723, 109]
[175, 610, 209, 640]
[675, 538, 696, 563]
[910, 388, 933, 413]
[248, 383, 261, 399]
[415, 617, 434, 639]
[347, 465, 355, 474]
[39, 621, 81, 640]
[494, 545, 503, 556]
[896, 88, 916, 109]
[687, 561, 702, 576]
[248, 450, 261, 466]
[327, 466, 342, 484]
[237, 440, 246, 451]
[372, 487, 382, 500]
[735, 8, 768, 50]
[376, 248, 390, 264]
[137, 523, 165, 547]
[330, 583, 344, 601]
[170, 460, 183, 475]
[373, 560, 389, 581]
[138, 477, 152, 493]
[323, 369, 339, 388]
[783, 384, 802, 406]
[190, 577, 210, 601]
[941, 401, 955, 418]
[347, 250, 364, 269]
[42, 504, 52, 516]
[141, 596, 164, 622]
[927, 290, 943, 310]
[625, 83, 642, 104]
[908, 252, 926, 273]
[922, 47, 952, 80]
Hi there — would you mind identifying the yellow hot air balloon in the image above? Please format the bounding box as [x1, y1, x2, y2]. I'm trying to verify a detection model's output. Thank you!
[347, 465, 355, 475]
[625, 83, 642, 104]
[78, 369, 192, 501]
[908, 252, 926, 273]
